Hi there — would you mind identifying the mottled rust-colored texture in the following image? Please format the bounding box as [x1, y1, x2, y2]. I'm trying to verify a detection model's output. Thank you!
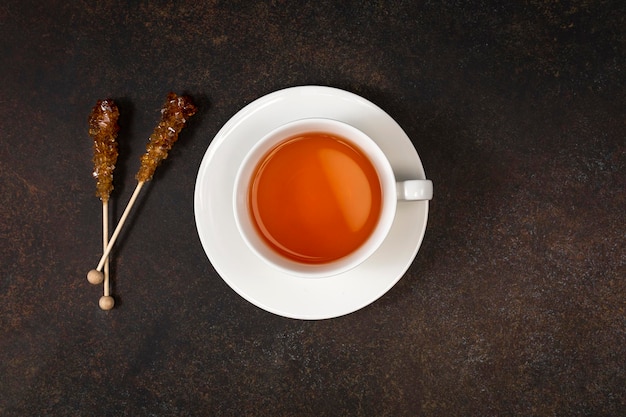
[1, 1, 624, 416]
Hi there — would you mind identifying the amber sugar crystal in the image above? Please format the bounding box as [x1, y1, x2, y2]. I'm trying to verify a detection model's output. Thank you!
[136, 93, 197, 182]
[89, 99, 120, 202]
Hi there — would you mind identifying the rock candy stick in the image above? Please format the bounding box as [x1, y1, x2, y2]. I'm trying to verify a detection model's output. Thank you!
[89, 99, 119, 203]
[86, 99, 119, 311]
[136, 92, 198, 182]
[87, 93, 197, 283]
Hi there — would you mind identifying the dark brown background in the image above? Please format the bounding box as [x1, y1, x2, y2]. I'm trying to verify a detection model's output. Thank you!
[1, 1, 624, 416]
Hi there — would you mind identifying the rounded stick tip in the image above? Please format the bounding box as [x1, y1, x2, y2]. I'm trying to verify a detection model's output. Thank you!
[87, 269, 104, 284]
[99, 295, 115, 310]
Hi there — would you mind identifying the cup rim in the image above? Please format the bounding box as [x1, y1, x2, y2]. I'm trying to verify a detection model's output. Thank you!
[233, 117, 397, 278]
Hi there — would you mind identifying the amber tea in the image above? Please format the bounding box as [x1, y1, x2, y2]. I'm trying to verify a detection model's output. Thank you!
[248, 133, 383, 264]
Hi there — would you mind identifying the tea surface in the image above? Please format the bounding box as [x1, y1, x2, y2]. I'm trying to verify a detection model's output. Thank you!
[249, 133, 382, 264]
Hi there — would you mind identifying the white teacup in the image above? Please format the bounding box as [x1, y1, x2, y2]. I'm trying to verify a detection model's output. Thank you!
[233, 118, 433, 278]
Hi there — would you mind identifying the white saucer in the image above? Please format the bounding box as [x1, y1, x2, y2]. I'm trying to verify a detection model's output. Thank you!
[194, 86, 430, 320]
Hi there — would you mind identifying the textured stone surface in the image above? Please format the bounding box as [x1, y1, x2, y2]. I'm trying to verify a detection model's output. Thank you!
[0, 1, 624, 416]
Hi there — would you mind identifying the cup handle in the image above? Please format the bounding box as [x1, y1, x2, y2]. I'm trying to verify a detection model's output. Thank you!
[396, 180, 433, 201]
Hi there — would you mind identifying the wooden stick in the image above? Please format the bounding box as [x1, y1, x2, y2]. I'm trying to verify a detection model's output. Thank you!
[103, 200, 110, 293]
[97, 180, 144, 270]
[88, 181, 145, 282]
[99, 200, 114, 310]
[87, 202, 107, 286]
